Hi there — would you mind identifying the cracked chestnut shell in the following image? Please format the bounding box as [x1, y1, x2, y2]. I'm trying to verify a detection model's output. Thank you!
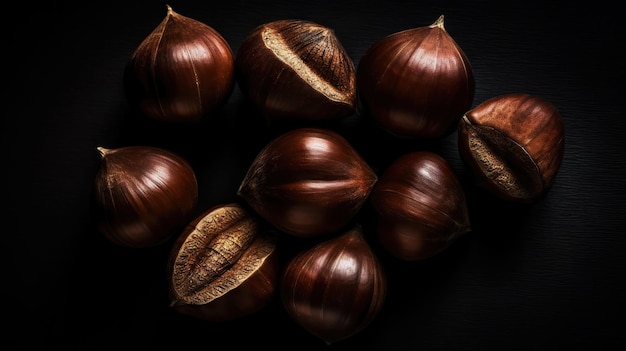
[357, 15, 474, 139]
[124, 5, 235, 123]
[93, 146, 198, 248]
[235, 19, 357, 123]
[167, 203, 278, 321]
[458, 93, 565, 203]
[371, 151, 471, 260]
[237, 127, 377, 238]
[280, 224, 386, 345]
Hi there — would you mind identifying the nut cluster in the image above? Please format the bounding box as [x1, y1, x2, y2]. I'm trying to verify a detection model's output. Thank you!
[93, 6, 565, 345]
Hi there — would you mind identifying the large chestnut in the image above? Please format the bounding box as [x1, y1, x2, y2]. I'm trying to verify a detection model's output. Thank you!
[370, 151, 471, 260]
[167, 203, 278, 321]
[124, 5, 235, 123]
[235, 19, 357, 123]
[357, 15, 474, 139]
[280, 224, 386, 344]
[93, 146, 198, 248]
[237, 127, 377, 238]
[458, 93, 565, 203]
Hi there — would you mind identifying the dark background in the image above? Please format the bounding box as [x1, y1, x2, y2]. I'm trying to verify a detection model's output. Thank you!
[6, 0, 625, 350]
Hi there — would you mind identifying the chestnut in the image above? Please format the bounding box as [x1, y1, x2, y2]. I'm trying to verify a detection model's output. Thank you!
[124, 5, 235, 123]
[235, 19, 357, 123]
[93, 145, 198, 248]
[237, 127, 377, 238]
[457, 93, 565, 203]
[370, 151, 471, 260]
[357, 15, 475, 139]
[280, 224, 386, 344]
[167, 203, 279, 321]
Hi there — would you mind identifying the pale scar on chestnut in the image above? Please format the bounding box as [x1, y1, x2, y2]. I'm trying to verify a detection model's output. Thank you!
[461, 115, 542, 199]
[170, 206, 274, 305]
[262, 26, 353, 104]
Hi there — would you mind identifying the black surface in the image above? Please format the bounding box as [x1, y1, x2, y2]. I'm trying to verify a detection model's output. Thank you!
[6, 1, 626, 350]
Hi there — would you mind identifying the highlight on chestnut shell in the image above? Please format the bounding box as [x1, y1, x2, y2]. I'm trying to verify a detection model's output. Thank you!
[357, 15, 475, 139]
[280, 224, 387, 345]
[93, 145, 198, 248]
[235, 19, 357, 123]
[167, 203, 279, 321]
[370, 151, 471, 260]
[457, 93, 565, 203]
[237, 127, 377, 238]
[124, 5, 235, 123]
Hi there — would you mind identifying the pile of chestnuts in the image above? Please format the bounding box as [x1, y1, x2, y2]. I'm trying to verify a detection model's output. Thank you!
[93, 6, 565, 345]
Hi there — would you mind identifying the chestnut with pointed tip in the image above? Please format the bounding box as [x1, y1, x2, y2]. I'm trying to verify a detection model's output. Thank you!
[280, 224, 386, 345]
[167, 203, 279, 321]
[235, 19, 357, 123]
[93, 145, 198, 248]
[458, 93, 565, 203]
[124, 5, 235, 123]
[371, 151, 471, 260]
[237, 127, 377, 238]
[357, 15, 475, 139]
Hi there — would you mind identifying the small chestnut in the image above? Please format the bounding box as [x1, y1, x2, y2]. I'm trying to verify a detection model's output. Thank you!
[167, 203, 278, 321]
[280, 224, 386, 344]
[357, 15, 475, 139]
[457, 93, 565, 203]
[237, 127, 377, 238]
[370, 151, 471, 260]
[93, 145, 198, 248]
[124, 5, 235, 123]
[235, 19, 357, 123]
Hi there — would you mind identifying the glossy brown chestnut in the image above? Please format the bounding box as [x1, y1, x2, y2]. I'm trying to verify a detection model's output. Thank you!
[124, 5, 235, 123]
[235, 19, 357, 123]
[371, 151, 471, 260]
[280, 224, 386, 345]
[167, 203, 278, 321]
[237, 127, 377, 238]
[93, 146, 198, 248]
[357, 15, 474, 139]
[458, 93, 565, 203]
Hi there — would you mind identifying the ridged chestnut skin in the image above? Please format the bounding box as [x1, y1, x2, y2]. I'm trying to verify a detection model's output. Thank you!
[235, 19, 357, 123]
[370, 151, 471, 260]
[167, 203, 278, 321]
[93, 146, 198, 248]
[357, 15, 474, 139]
[124, 5, 235, 123]
[458, 93, 565, 203]
[280, 224, 386, 344]
[237, 128, 377, 238]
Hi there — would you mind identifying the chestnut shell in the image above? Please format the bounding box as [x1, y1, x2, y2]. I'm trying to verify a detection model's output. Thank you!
[237, 128, 377, 238]
[280, 224, 386, 344]
[458, 93, 565, 203]
[235, 19, 357, 123]
[357, 15, 474, 139]
[167, 203, 278, 321]
[93, 146, 198, 248]
[124, 5, 235, 123]
[370, 151, 471, 260]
